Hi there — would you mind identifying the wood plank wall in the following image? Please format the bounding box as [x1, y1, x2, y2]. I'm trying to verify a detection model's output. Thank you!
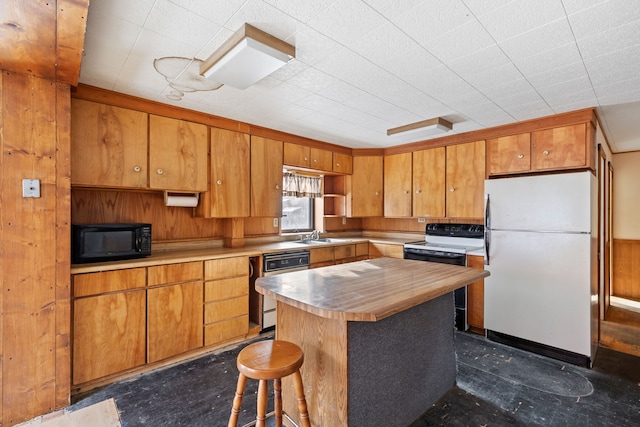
[0, 71, 71, 425]
[613, 239, 640, 301]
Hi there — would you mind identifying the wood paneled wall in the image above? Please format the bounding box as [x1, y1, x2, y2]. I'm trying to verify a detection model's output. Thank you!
[613, 239, 640, 301]
[0, 71, 71, 425]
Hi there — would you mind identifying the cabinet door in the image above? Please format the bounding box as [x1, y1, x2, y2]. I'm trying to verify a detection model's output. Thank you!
[446, 140, 485, 218]
[487, 133, 531, 175]
[348, 156, 383, 217]
[251, 136, 283, 217]
[532, 124, 586, 171]
[384, 152, 412, 217]
[71, 99, 148, 188]
[210, 128, 250, 217]
[148, 281, 204, 363]
[310, 147, 333, 171]
[73, 290, 146, 384]
[283, 142, 309, 168]
[149, 115, 208, 192]
[466, 255, 485, 331]
[413, 147, 445, 217]
[333, 152, 353, 174]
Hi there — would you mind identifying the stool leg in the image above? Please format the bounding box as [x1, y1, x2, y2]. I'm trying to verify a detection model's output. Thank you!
[292, 370, 311, 427]
[274, 378, 283, 427]
[256, 379, 268, 427]
[228, 373, 247, 427]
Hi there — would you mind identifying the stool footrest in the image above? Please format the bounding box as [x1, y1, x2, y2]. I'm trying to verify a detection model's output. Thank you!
[240, 411, 301, 427]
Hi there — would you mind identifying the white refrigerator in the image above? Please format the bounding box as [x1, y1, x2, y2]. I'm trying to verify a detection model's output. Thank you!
[484, 171, 597, 366]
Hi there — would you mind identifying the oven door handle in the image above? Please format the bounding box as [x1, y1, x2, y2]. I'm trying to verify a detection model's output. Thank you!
[484, 193, 490, 265]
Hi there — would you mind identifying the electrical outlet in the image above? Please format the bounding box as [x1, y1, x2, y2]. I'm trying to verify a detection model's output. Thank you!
[342, 217, 347, 225]
[273, 218, 279, 227]
[418, 218, 426, 223]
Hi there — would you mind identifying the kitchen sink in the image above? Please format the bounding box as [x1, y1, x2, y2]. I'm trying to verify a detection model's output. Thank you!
[294, 238, 352, 245]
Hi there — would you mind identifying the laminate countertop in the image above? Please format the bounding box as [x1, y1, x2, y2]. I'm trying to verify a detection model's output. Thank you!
[255, 257, 489, 322]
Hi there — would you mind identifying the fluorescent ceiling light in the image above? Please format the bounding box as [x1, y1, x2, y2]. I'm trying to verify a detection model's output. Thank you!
[387, 117, 453, 140]
[200, 23, 295, 90]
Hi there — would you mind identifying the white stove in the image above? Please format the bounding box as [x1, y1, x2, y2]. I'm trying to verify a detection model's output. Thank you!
[403, 223, 485, 332]
[404, 224, 484, 255]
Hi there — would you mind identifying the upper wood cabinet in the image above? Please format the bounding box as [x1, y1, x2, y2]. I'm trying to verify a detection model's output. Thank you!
[333, 152, 353, 174]
[283, 143, 333, 172]
[251, 136, 283, 217]
[488, 123, 592, 176]
[384, 152, 412, 217]
[207, 128, 250, 218]
[347, 156, 383, 217]
[413, 147, 445, 218]
[532, 123, 588, 171]
[446, 140, 485, 218]
[487, 133, 531, 175]
[148, 115, 208, 192]
[71, 99, 148, 188]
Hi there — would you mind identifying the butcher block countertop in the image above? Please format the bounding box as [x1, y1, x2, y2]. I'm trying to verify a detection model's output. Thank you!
[255, 257, 489, 322]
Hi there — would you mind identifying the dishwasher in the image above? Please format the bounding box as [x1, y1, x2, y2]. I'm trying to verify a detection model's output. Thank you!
[261, 250, 310, 330]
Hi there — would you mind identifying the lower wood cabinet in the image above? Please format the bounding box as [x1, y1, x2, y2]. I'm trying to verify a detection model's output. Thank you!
[147, 281, 204, 363]
[466, 255, 485, 332]
[203, 257, 249, 346]
[368, 242, 404, 259]
[72, 268, 147, 385]
[73, 289, 146, 384]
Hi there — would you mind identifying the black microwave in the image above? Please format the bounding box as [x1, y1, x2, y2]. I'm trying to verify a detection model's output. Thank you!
[72, 223, 152, 264]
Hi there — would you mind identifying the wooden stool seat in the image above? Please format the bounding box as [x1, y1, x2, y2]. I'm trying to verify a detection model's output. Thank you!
[228, 340, 311, 427]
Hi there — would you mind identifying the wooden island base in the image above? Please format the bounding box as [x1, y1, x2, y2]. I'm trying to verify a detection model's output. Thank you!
[278, 294, 457, 427]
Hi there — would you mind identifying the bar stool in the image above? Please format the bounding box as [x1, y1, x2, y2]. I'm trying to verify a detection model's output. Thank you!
[228, 340, 311, 427]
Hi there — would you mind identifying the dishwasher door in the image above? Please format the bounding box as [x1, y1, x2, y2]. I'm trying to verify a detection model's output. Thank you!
[262, 265, 309, 330]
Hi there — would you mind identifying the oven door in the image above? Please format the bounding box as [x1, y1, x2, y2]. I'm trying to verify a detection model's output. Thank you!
[403, 247, 468, 331]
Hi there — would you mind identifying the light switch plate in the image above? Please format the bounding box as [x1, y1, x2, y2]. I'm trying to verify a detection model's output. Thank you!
[273, 218, 278, 227]
[418, 218, 426, 223]
[22, 179, 41, 198]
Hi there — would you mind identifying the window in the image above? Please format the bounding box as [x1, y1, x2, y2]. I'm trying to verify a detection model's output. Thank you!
[281, 196, 313, 232]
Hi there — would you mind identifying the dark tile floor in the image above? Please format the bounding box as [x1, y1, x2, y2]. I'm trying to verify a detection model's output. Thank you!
[71, 331, 640, 426]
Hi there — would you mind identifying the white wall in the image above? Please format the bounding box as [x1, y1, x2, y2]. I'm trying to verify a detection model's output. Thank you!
[612, 151, 640, 239]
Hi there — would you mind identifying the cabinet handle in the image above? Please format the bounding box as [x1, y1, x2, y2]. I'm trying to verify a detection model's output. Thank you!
[336, 163, 340, 167]
[216, 179, 223, 185]
[275, 184, 280, 190]
[543, 150, 550, 156]
[415, 189, 422, 194]
[313, 159, 318, 163]
[157, 168, 164, 175]
[404, 190, 410, 194]
[450, 187, 455, 192]
[133, 165, 142, 173]
[304, 157, 308, 161]
[375, 191, 380, 196]
[518, 154, 524, 159]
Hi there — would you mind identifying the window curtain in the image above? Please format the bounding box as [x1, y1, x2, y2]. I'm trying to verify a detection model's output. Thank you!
[283, 172, 323, 198]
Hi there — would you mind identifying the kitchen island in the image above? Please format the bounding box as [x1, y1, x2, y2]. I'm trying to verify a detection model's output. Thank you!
[255, 257, 489, 427]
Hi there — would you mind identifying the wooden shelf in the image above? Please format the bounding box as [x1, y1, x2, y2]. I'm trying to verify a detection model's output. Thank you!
[323, 176, 346, 217]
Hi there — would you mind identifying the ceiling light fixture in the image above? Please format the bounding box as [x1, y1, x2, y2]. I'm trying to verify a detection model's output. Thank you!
[200, 23, 295, 90]
[387, 117, 453, 140]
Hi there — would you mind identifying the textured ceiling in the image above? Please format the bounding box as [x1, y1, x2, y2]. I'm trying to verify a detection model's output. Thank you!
[79, 0, 640, 152]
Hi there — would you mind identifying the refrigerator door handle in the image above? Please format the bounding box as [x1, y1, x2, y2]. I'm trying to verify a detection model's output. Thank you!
[484, 193, 490, 265]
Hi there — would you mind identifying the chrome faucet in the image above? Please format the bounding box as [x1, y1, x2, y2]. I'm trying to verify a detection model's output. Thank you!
[304, 230, 320, 240]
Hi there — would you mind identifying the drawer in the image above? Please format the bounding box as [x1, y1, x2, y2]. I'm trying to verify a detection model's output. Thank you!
[204, 296, 249, 324]
[148, 261, 203, 286]
[204, 316, 248, 346]
[355, 242, 368, 257]
[204, 276, 248, 302]
[334, 244, 356, 260]
[73, 268, 146, 297]
[204, 256, 248, 280]
[310, 247, 334, 264]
